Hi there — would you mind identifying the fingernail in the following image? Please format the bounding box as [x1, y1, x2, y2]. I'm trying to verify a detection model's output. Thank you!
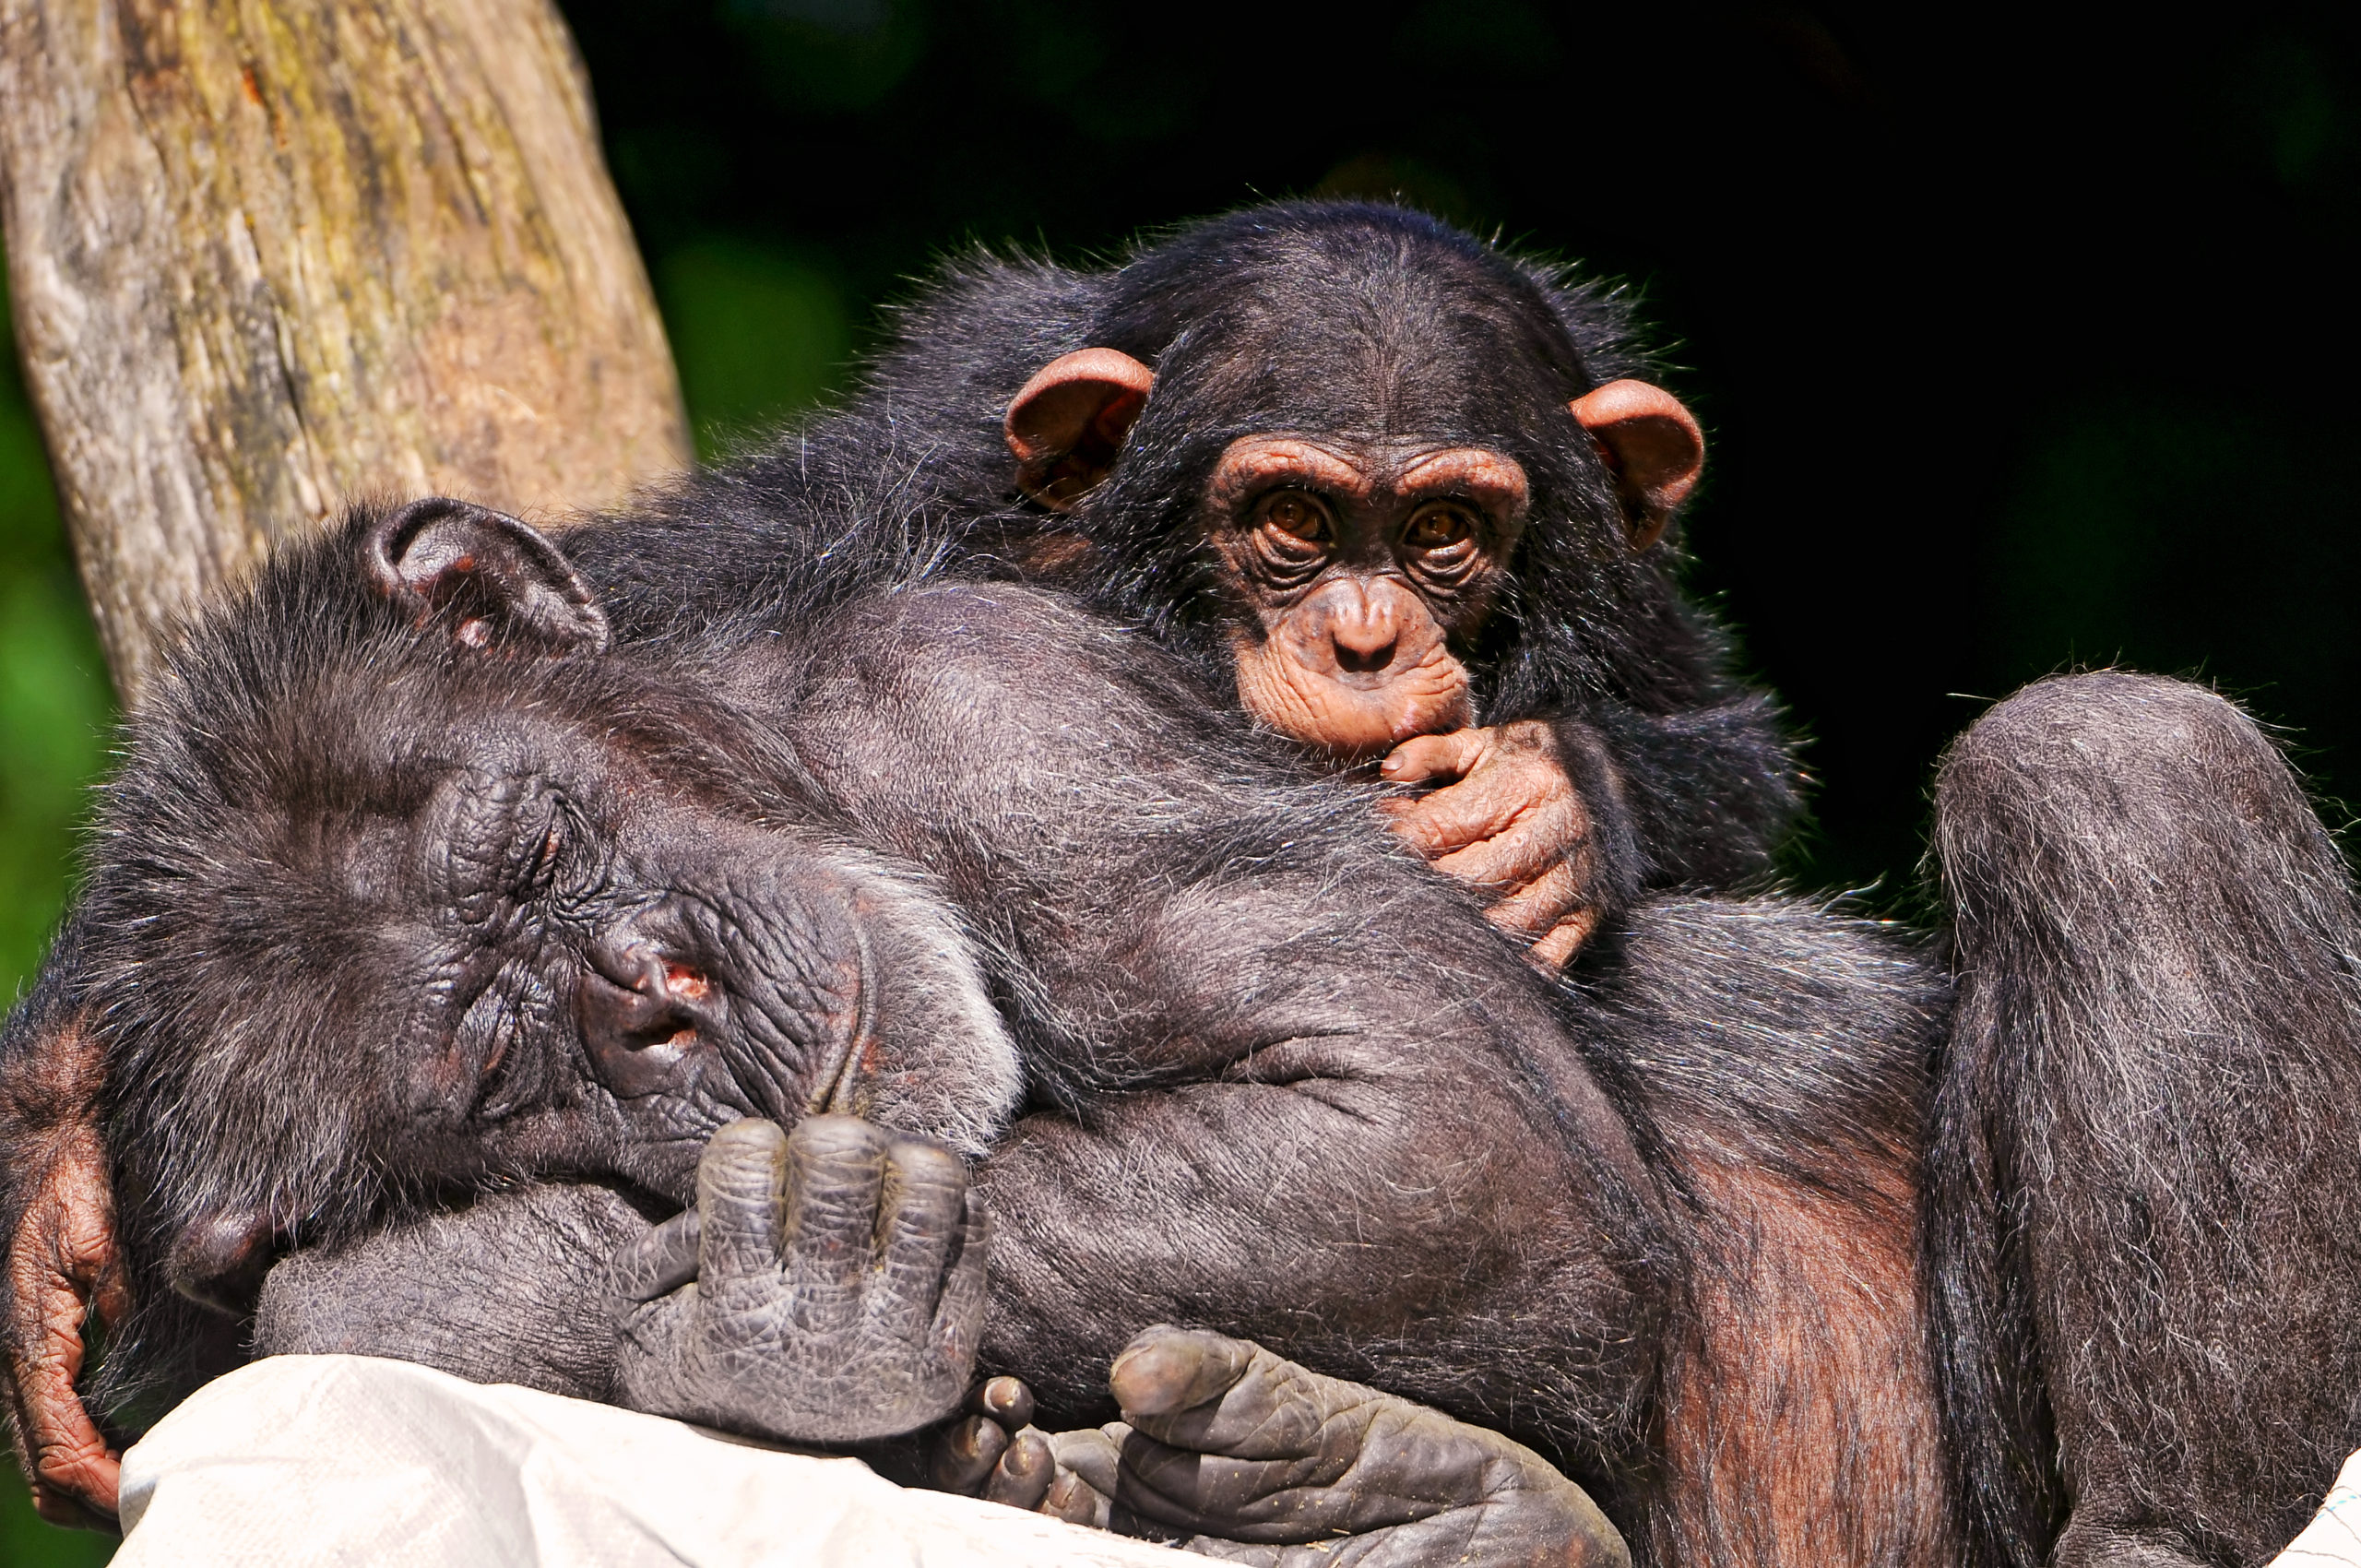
[980, 1375, 1035, 1429]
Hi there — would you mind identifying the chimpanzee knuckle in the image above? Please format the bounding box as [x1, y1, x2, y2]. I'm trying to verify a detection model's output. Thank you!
[1486, 869, 1583, 939]
[929, 1200, 991, 1365]
[871, 1185, 964, 1340]
[1437, 831, 1550, 894]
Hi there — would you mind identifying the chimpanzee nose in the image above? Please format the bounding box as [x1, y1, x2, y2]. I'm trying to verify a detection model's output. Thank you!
[1327, 592, 1401, 674]
[580, 932, 718, 1099]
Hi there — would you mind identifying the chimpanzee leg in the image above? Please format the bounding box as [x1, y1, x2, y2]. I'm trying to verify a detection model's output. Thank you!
[1584, 897, 1956, 1568]
[1932, 672, 2361, 1568]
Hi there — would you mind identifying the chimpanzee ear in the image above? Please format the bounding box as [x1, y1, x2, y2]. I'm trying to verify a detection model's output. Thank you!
[363, 498, 611, 655]
[1004, 348, 1156, 510]
[1569, 380, 1706, 552]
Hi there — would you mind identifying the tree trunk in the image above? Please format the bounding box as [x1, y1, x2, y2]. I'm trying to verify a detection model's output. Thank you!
[0, 0, 691, 704]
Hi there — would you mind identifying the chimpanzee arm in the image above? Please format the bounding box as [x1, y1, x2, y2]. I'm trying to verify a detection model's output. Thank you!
[1569, 693, 1800, 896]
[255, 1181, 647, 1400]
[774, 582, 1671, 1455]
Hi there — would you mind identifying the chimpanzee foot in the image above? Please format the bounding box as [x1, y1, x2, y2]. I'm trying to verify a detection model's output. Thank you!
[609, 1116, 988, 1444]
[943, 1326, 1630, 1568]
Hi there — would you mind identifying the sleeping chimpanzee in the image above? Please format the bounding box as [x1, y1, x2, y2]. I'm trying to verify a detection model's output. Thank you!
[20, 481, 2361, 1568]
[635, 203, 1803, 967]
[0, 494, 1943, 1568]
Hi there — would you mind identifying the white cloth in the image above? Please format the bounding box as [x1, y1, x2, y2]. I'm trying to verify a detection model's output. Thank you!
[116, 1354, 1193, 1567]
[2276, 1450, 2361, 1568]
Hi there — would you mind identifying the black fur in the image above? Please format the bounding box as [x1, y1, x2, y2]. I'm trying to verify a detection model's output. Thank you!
[631, 202, 1801, 912]
[10, 205, 2357, 1568]
[1930, 673, 2361, 1568]
[31, 488, 1938, 1568]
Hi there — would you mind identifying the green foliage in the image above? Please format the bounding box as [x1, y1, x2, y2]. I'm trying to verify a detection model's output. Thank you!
[656, 240, 852, 457]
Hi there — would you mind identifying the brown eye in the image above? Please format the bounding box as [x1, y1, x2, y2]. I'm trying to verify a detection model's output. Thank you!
[1405, 504, 1478, 553]
[1258, 491, 1333, 545]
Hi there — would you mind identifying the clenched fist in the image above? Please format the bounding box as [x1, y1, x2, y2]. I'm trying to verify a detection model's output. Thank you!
[611, 1116, 988, 1444]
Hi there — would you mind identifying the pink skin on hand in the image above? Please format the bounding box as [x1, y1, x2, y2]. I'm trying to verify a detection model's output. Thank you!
[1380, 720, 1600, 969]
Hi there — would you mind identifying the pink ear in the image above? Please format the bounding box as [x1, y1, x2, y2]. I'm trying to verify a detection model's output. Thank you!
[1569, 380, 1705, 552]
[1004, 348, 1156, 509]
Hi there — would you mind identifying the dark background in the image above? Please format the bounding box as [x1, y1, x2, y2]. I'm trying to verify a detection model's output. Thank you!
[6, 4, 2359, 1560]
[568, 0, 2361, 903]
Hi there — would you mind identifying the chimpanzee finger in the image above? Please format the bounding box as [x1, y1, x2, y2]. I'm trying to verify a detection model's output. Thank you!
[609, 1207, 703, 1309]
[870, 1137, 970, 1340]
[1108, 1325, 1256, 1420]
[929, 1412, 1009, 1493]
[780, 1114, 891, 1332]
[1041, 1426, 1125, 1528]
[1378, 728, 1489, 786]
[695, 1118, 789, 1280]
[1383, 776, 1528, 860]
[1477, 857, 1586, 937]
[980, 1427, 1055, 1510]
[1528, 910, 1600, 971]
[931, 1189, 991, 1363]
[1109, 1329, 1345, 1465]
[967, 1374, 1035, 1431]
[1432, 814, 1571, 897]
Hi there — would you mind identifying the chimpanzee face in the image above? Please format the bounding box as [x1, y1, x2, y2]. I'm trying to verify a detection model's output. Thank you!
[999, 309, 1703, 760]
[82, 501, 1018, 1310]
[1201, 434, 1530, 754]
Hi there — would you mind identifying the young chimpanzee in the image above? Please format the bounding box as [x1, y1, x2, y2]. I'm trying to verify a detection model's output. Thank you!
[648, 202, 1800, 966]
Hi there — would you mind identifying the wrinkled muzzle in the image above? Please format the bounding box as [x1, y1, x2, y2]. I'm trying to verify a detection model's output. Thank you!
[578, 832, 1023, 1202]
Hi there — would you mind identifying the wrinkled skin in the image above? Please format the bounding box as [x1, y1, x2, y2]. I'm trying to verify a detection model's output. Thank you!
[611, 1117, 988, 1443]
[8, 500, 1667, 1539]
[0, 492, 1972, 1568]
[1012, 365, 1700, 970]
[1381, 721, 1606, 968]
[996, 1327, 1629, 1568]
[9, 203, 2356, 1568]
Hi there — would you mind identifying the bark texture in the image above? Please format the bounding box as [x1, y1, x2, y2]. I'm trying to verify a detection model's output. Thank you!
[0, 0, 692, 701]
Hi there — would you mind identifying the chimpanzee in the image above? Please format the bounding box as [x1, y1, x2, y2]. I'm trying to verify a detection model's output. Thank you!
[0, 494, 1947, 1568]
[7, 200, 2358, 1568]
[639, 202, 1802, 967]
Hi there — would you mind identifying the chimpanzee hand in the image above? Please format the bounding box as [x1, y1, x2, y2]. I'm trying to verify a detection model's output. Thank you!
[610, 1115, 989, 1444]
[1380, 720, 1605, 968]
[938, 1326, 1629, 1568]
[0, 1084, 126, 1530]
